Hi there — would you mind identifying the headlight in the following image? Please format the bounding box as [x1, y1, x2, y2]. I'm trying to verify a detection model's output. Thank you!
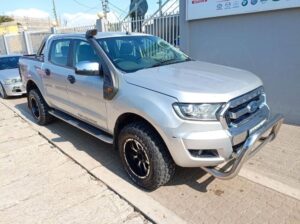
[173, 103, 223, 121]
[4, 78, 21, 85]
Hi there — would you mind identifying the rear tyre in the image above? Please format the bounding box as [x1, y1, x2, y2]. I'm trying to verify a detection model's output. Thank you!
[0, 83, 8, 99]
[28, 89, 53, 125]
[118, 122, 175, 191]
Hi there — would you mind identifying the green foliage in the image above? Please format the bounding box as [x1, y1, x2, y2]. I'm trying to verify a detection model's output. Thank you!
[0, 16, 14, 24]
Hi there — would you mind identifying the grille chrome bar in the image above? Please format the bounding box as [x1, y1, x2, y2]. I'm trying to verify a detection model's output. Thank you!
[228, 94, 266, 120]
[228, 87, 264, 109]
[218, 86, 266, 129]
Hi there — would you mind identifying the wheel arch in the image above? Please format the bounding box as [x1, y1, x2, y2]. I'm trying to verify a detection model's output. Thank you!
[26, 80, 47, 106]
[113, 113, 169, 154]
[26, 79, 39, 92]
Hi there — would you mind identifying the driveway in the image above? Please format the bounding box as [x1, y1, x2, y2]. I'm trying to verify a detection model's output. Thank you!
[1, 97, 300, 224]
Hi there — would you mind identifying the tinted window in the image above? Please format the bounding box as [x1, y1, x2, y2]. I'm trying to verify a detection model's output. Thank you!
[97, 36, 189, 73]
[73, 40, 99, 65]
[0, 56, 20, 70]
[49, 39, 71, 66]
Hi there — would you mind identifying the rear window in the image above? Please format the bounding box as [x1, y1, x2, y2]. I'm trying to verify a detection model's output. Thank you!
[0, 56, 20, 70]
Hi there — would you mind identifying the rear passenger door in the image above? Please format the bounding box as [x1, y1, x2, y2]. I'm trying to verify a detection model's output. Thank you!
[43, 38, 74, 112]
[66, 39, 107, 130]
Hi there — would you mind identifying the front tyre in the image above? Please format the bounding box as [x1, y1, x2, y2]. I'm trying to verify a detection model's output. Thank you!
[118, 122, 175, 191]
[28, 89, 53, 125]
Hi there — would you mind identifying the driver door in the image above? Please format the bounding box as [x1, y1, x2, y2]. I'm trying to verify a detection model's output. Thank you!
[66, 39, 108, 130]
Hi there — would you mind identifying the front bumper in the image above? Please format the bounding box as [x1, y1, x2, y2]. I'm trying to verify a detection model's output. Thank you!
[164, 112, 283, 174]
[3, 83, 26, 96]
[202, 114, 283, 179]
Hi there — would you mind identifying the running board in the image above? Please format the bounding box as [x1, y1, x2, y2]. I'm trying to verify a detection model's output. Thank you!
[48, 110, 113, 144]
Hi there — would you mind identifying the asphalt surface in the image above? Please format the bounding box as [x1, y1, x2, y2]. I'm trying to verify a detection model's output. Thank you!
[3, 96, 300, 224]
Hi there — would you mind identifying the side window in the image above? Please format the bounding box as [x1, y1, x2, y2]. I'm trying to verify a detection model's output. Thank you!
[49, 39, 71, 66]
[73, 40, 100, 65]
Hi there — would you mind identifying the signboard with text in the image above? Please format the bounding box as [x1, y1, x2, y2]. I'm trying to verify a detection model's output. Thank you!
[186, 0, 300, 20]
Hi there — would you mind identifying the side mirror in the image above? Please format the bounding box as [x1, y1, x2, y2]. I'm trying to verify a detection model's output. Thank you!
[75, 61, 100, 76]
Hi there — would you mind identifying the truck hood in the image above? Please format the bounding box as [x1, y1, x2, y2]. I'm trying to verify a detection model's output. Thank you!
[124, 61, 263, 103]
[0, 68, 20, 82]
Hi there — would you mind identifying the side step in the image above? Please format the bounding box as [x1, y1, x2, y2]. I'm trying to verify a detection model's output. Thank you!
[48, 110, 113, 144]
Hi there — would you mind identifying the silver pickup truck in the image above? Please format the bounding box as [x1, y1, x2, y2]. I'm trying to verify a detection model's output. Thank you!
[19, 30, 283, 190]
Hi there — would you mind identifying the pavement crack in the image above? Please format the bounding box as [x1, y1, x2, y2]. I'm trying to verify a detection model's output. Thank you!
[0, 203, 19, 212]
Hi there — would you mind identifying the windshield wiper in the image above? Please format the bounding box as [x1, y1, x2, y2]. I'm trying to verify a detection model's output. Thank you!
[150, 58, 191, 68]
[151, 59, 180, 68]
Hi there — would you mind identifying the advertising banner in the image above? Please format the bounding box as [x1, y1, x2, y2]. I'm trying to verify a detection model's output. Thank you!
[186, 0, 300, 20]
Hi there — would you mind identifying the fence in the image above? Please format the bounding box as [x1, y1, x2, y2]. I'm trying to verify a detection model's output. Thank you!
[0, 25, 95, 55]
[55, 25, 95, 34]
[104, 12, 180, 47]
[0, 11, 180, 56]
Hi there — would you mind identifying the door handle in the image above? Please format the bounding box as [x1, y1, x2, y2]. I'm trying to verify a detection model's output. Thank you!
[67, 75, 76, 84]
[45, 68, 51, 76]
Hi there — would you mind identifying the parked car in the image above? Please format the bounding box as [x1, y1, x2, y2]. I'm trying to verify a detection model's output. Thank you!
[19, 30, 283, 190]
[0, 55, 26, 99]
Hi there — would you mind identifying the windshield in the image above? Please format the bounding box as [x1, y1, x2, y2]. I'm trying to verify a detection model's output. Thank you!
[0, 56, 20, 70]
[97, 35, 190, 73]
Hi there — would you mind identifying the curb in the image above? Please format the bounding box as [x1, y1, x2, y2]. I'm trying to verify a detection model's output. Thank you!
[0, 99, 187, 224]
[239, 169, 300, 201]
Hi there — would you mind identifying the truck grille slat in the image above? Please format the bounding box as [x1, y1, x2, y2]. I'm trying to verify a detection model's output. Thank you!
[219, 87, 266, 128]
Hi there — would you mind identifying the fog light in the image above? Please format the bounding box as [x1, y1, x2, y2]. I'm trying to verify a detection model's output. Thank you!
[189, 150, 203, 157]
[189, 149, 219, 158]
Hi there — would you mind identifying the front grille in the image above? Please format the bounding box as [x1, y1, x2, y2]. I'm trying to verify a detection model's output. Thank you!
[221, 87, 265, 128]
[226, 95, 261, 126]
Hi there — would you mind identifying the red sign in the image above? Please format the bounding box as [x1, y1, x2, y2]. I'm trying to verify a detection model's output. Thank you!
[192, 0, 207, 4]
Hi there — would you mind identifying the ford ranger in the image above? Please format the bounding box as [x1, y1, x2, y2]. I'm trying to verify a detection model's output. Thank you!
[19, 30, 283, 190]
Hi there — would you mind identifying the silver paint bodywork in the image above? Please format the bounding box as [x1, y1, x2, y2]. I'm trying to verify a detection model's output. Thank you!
[19, 32, 282, 170]
[0, 68, 26, 96]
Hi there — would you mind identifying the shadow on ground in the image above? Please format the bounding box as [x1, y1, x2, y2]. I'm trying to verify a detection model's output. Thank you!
[13, 99, 216, 193]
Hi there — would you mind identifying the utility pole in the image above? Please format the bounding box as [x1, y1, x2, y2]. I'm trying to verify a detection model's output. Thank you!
[101, 0, 110, 19]
[52, 0, 59, 26]
[157, 0, 162, 16]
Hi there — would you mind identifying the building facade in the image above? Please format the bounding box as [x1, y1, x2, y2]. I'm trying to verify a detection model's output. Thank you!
[180, 0, 300, 124]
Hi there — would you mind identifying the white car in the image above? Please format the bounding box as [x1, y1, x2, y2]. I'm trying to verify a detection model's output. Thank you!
[0, 55, 26, 99]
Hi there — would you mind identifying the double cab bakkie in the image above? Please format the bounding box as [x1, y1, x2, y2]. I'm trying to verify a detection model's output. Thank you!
[19, 30, 283, 190]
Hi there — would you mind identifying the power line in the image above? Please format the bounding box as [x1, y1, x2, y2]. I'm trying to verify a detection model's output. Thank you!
[65, 4, 101, 25]
[72, 0, 97, 10]
[108, 2, 127, 14]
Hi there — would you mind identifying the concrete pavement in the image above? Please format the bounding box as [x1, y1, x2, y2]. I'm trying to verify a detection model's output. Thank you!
[1, 97, 300, 224]
[0, 102, 151, 224]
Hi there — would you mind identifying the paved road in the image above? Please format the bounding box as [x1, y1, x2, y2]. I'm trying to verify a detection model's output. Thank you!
[0, 102, 150, 224]
[2, 97, 300, 224]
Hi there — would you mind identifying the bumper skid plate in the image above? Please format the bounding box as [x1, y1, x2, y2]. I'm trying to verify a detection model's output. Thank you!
[202, 114, 284, 180]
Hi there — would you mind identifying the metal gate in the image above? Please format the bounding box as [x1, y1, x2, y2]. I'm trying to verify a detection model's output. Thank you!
[104, 12, 180, 47]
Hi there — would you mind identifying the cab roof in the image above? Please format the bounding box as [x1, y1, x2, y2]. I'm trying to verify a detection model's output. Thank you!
[49, 32, 151, 40]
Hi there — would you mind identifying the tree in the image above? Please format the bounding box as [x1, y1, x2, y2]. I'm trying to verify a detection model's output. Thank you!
[0, 16, 14, 25]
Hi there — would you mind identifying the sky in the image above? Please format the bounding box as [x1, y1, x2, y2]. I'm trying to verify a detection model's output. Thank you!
[0, 0, 159, 26]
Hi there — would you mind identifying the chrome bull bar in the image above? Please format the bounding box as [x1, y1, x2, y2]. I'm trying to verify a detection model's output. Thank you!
[202, 114, 284, 180]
